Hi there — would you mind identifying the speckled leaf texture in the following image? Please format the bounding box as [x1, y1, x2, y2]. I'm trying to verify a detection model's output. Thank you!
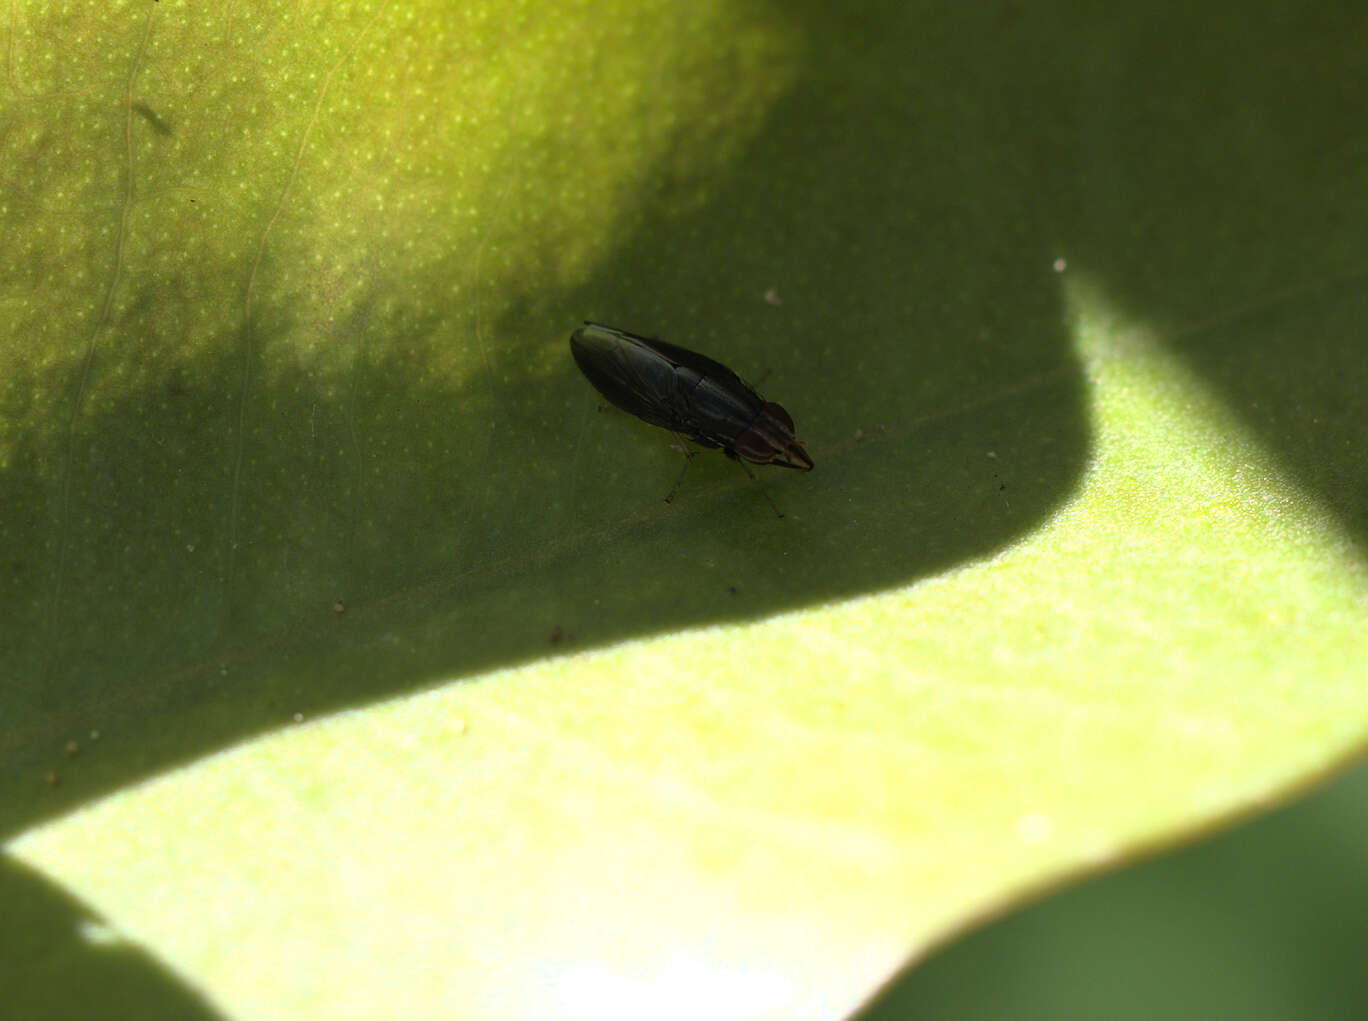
[4, 2, 1367, 1018]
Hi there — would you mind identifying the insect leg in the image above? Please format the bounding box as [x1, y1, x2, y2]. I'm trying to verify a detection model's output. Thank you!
[732, 457, 785, 519]
[664, 434, 695, 504]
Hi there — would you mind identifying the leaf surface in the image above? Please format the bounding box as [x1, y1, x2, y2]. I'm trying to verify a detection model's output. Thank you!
[4, 2, 1367, 1017]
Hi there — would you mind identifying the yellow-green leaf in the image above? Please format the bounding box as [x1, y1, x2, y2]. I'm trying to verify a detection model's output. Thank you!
[5, 1, 1367, 1018]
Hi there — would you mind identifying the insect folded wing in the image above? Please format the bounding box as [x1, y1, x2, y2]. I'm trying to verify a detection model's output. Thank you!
[570, 324, 682, 431]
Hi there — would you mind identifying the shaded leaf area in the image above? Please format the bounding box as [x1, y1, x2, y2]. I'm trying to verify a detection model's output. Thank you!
[861, 753, 1368, 1021]
[1012, 0, 1368, 542]
[3, 0, 1088, 835]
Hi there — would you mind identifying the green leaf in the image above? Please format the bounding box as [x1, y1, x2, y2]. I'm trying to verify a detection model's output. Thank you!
[5, 1, 1367, 1017]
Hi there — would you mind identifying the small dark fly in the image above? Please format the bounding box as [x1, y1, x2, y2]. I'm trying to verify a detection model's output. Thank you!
[570, 321, 813, 516]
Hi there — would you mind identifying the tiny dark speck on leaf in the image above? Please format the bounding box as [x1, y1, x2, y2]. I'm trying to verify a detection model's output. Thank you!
[549, 625, 565, 644]
[44, 772, 61, 787]
[727, 585, 739, 596]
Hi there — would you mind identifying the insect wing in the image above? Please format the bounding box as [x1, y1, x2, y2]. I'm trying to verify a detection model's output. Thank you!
[570, 324, 685, 432]
[632, 335, 766, 447]
[633, 335, 748, 391]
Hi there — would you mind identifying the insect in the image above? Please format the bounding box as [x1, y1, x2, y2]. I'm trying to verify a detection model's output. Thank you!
[570, 321, 812, 515]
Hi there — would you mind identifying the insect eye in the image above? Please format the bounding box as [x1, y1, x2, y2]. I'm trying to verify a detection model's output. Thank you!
[732, 426, 780, 463]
